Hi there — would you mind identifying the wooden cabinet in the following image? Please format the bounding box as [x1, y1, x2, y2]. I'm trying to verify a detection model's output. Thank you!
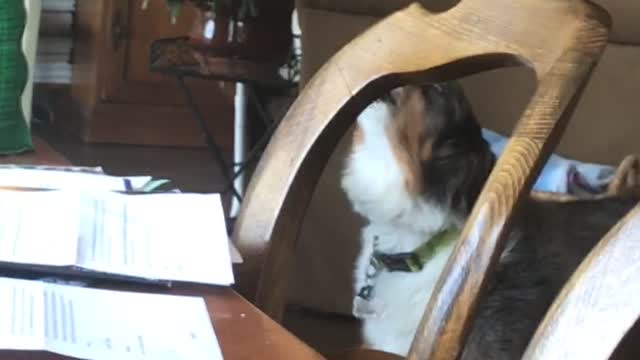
[68, 0, 234, 148]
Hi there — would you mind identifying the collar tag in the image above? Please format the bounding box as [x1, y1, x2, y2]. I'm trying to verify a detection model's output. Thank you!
[353, 296, 383, 319]
[352, 228, 459, 318]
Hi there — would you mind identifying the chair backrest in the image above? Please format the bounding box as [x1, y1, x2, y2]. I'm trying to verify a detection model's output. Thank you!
[232, 1, 614, 359]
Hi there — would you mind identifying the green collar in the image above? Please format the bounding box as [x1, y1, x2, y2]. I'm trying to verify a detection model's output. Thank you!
[354, 228, 460, 311]
[373, 228, 459, 272]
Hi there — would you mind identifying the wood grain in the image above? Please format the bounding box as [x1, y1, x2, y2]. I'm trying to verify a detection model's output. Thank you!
[232, 1, 611, 359]
[330, 348, 403, 360]
[204, 288, 325, 360]
[522, 203, 640, 360]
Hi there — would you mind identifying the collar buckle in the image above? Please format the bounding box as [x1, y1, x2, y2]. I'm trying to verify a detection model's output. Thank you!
[374, 252, 422, 272]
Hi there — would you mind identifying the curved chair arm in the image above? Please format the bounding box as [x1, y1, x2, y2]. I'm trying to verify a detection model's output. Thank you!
[522, 203, 640, 360]
[232, 1, 610, 359]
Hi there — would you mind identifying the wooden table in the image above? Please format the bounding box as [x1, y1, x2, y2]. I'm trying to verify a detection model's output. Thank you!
[198, 287, 325, 360]
[1, 287, 324, 360]
[0, 136, 324, 360]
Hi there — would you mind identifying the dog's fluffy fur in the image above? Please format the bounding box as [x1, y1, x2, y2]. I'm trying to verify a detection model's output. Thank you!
[341, 84, 638, 358]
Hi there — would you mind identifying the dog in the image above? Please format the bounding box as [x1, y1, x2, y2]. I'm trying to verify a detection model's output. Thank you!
[340, 83, 638, 359]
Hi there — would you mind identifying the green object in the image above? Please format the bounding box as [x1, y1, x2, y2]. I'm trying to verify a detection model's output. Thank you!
[137, 179, 172, 192]
[355, 228, 460, 304]
[373, 228, 460, 272]
[0, 1, 33, 155]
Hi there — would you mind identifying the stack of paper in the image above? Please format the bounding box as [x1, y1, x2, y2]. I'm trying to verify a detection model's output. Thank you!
[0, 166, 236, 359]
[0, 166, 242, 265]
[0, 190, 235, 286]
[0, 277, 223, 359]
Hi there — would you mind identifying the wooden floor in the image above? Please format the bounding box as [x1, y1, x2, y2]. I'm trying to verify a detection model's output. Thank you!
[36, 125, 227, 191]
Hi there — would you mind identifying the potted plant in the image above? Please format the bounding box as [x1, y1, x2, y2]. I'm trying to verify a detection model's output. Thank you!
[146, 0, 293, 64]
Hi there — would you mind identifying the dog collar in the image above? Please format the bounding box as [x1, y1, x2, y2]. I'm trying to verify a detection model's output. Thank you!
[374, 228, 459, 272]
[355, 228, 459, 303]
[353, 228, 459, 318]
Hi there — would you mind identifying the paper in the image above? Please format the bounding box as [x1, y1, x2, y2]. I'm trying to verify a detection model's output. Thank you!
[0, 168, 152, 191]
[0, 277, 223, 360]
[0, 190, 79, 266]
[76, 192, 235, 285]
[0, 189, 235, 286]
[0, 277, 44, 350]
[0, 164, 103, 173]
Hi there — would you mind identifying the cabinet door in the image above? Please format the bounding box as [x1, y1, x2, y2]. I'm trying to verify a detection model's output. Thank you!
[72, 0, 234, 147]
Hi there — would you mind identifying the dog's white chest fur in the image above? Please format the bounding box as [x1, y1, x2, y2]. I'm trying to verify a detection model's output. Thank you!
[341, 101, 456, 356]
[356, 223, 456, 355]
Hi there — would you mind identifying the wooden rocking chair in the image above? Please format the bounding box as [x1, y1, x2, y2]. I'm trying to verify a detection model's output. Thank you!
[232, 0, 640, 359]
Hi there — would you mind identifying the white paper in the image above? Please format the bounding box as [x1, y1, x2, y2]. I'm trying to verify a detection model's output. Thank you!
[0, 189, 234, 286]
[0, 164, 103, 173]
[0, 277, 224, 360]
[0, 168, 151, 191]
[0, 190, 79, 266]
[0, 278, 45, 350]
[76, 192, 235, 285]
